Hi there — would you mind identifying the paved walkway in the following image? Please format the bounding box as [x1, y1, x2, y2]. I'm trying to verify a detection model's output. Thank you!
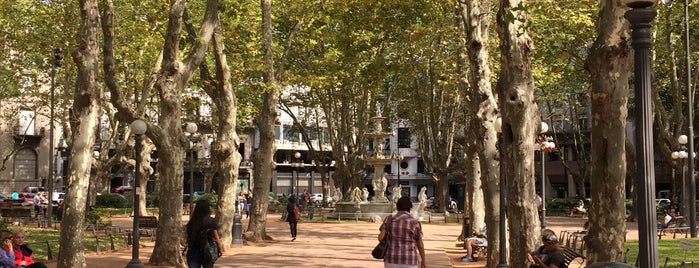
[43, 215, 641, 268]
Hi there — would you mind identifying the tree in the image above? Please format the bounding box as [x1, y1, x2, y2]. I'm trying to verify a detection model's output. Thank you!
[458, 0, 502, 265]
[496, 0, 541, 265]
[583, 0, 632, 263]
[248, 0, 279, 242]
[57, 0, 102, 266]
[105, 0, 220, 265]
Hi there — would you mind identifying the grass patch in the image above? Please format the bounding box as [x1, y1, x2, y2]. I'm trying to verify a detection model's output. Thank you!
[625, 238, 699, 267]
[14, 226, 130, 262]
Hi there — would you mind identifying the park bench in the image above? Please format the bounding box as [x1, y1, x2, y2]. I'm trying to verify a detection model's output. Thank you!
[562, 246, 586, 267]
[138, 215, 158, 240]
[657, 216, 690, 239]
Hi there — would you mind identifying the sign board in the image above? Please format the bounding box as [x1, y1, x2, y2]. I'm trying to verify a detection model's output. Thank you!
[680, 240, 693, 250]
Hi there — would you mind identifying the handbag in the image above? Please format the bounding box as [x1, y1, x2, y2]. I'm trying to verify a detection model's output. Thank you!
[372, 215, 392, 259]
[201, 229, 220, 263]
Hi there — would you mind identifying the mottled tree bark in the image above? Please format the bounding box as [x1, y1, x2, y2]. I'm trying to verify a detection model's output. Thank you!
[459, 0, 501, 266]
[583, 0, 630, 263]
[496, 0, 540, 266]
[248, 0, 278, 242]
[57, 0, 102, 266]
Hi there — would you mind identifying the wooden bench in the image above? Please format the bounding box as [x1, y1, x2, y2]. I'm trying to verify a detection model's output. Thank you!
[138, 215, 158, 240]
[562, 246, 586, 267]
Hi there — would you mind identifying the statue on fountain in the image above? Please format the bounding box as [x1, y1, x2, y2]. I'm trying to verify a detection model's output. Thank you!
[413, 186, 428, 219]
[372, 174, 388, 202]
[350, 187, 364, 203]
[362, 187, 369, 202]
[333, 186, 343, 204]
[391, 185, 402, 209]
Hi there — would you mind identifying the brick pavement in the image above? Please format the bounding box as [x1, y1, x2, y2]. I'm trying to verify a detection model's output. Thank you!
[42, 215, 640, 268]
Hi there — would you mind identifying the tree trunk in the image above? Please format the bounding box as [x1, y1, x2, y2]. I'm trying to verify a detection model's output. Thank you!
[248, 0, 277, 242]
[583, 0, 631, 262]
[208, 25, 242, 250]
[57, 0, 101, 266]
[459, 0, 501, 265]
[496, 0, 540, 265]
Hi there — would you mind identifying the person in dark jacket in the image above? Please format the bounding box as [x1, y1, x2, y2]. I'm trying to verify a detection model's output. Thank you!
[286, 196, 300, 241]
[185, 199, 223, 268]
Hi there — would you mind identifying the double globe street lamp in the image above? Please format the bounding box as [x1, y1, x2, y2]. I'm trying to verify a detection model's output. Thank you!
[126, 119, 147, 268]
[185, 122, 198, 213]
[536, 122, 555, 228]
[672, 135, 688, 214]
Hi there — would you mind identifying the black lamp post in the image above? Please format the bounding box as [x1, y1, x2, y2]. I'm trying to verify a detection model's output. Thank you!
[185, 122, 198, 212]
[662, 0, 696, 239]
[537, 122, 555, 228]
[294, 152, 301, 197]
[624, 1, 659, 267]
[494, 117, 508, 268]
[672, 135, 688, 215]
[126, 119, 147, 268]
[47, 48, 62, 228]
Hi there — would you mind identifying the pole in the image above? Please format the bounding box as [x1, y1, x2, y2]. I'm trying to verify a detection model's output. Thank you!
[497, 133, 508, 268]
[47, 53, 56, 229]
[126, 134, 144, 268]
[190, 148, 194, 214]
[684, 0, 696, 238]
[541, 151, 546, 228]
[625, 3, 659, 267]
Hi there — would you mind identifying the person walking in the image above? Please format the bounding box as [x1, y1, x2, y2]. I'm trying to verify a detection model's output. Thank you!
[378, 196, 426, 268]
[185, 199, 224, 268]
[286, 196, 300, 241]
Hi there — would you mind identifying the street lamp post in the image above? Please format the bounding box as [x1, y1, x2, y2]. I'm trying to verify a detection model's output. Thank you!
[662, 0, 696, 239]
[47, 48, 62, 228]
[672, 135, 688, 215]
[294, 152, 301, 198]
[624, 1, 660, 267]
[494, 117, 508, 268]
[186, 123, 198, 214]
[537, 122, 555, 228]
[126, 119, 147, 268]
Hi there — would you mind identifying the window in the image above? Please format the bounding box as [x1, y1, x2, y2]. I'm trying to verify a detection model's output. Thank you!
[397, 128, 410, 148]
[14, 148, 38, 180]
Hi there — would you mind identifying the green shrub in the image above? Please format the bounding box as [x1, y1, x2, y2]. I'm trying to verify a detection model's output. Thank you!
[146, 192, 160, 207]
[95, 193, 129, 208]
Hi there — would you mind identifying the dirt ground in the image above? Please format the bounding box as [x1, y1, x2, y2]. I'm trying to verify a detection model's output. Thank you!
[41, 214, 649, 268]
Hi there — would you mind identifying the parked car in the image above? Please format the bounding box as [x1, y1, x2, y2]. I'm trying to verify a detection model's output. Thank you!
[310, 193, 332, 205]
[23, 186, 45, 193]
[113, 185, 133, 194]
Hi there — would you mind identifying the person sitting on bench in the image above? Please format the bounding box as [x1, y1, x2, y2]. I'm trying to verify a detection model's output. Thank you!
[657, 210, 672, 229]
[460, 227, 487, 262]
[527, 233, 567, 268]
[568, 200, 587, 216]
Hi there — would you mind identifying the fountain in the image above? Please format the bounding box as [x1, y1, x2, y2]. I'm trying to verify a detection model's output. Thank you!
[331, 103, 398, 220]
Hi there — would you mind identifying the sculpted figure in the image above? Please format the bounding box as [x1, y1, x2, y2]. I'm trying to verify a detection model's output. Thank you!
[362, 187, 369, 202]
[418, 186, 427, 203]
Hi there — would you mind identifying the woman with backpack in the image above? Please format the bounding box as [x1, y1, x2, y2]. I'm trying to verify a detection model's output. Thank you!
[185, 199, 224, 268]
[286, 196, 300, 241]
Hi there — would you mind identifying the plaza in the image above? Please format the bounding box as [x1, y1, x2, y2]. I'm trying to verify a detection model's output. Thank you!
[37, 215, 615, 268]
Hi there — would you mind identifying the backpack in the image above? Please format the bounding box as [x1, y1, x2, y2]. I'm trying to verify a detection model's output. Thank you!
[292, 204, 301, 220]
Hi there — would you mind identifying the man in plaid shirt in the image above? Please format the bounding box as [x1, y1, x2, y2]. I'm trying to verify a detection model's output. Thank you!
[378, 196, 427, 268]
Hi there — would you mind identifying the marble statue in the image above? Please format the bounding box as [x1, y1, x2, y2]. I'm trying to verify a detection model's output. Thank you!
[391, 185, 402, 203]
[418, 186, 428, 203]
[362, 187, 369, 202]
[351, 187, 363, 203]
[372, 174, 388, 202]
[333, 187, 343, 203]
